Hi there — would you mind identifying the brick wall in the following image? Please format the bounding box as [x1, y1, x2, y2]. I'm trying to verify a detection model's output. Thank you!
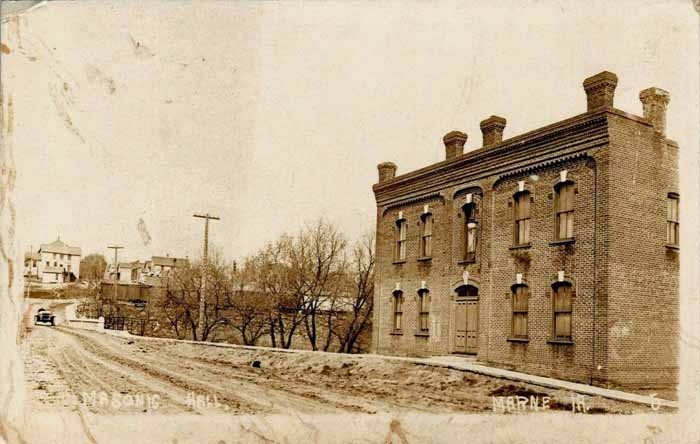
[603, 114, 679, 388]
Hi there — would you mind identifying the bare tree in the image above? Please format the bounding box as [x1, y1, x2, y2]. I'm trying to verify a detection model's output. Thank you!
[228, 258, 271, 345]
[250, 235, 308, 349]
[160, 249, 232, 341]
[291, 219, 347, 351]
[334, 232, 375, 353]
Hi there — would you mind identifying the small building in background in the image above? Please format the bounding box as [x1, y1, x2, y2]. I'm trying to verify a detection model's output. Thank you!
[23, 250, 41, 280]
[144, 255, 189, 279]
[105, 261, 144, 284]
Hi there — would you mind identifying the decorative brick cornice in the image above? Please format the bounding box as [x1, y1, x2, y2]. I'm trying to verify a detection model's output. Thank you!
[380, 192, 445, 217]
[495, 152, 591, 183]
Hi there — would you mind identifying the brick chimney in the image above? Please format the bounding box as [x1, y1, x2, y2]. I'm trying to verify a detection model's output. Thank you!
[480, 116, 507, 147]
[583, 71, 618, 111]
[639, 87, 670, 136]
[443, 131, 468, 159]
[377, 162, 397, 183]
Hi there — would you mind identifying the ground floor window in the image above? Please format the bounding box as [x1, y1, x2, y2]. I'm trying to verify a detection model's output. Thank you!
[418, 289, 430, 333]
[393, 290, 403, 331]
[552, 282, 573, 340]
[511, 284, 528, 338]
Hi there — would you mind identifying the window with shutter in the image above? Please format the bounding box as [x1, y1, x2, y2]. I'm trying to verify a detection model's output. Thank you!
[511, 285, 528, 338]
[514, 192, 531, 245]
[393, 291, 403, 331]
[417, 289, 430, 333]
[555, 182, 575, 240]
[552, 283, 573, 340]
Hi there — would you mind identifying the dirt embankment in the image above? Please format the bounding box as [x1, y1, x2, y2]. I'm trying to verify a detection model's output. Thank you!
[23, 325, 655, 417]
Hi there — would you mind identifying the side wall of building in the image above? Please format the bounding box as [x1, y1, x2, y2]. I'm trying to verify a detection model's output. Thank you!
[604, 115, 679, 389]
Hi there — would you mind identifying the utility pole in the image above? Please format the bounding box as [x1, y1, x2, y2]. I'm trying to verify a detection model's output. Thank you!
[193, 213, 219, 340]
[107, 245, 123, 304]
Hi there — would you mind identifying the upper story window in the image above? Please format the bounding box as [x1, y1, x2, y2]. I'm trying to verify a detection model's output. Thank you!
[511, 284, 529, 339]
[513, 191, 531, 245]
[395, 218, 407, 261]
[555, 181, 575, 240]
[552, 282, 573, 341]
[392, 290, 404, 331]
[420, 213, 433, 258]
[417, 289, 430, 333]
[463, 203, 478, 261]
[667, 193, 679, 246]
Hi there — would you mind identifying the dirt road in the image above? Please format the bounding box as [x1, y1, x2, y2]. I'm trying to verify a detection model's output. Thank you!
[23, 322, 649, 418]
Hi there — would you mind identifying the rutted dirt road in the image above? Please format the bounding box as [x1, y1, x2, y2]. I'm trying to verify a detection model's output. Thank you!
[23, 322, 650, 418]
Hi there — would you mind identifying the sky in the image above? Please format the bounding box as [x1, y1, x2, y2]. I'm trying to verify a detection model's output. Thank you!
[1, 0, 698, 264]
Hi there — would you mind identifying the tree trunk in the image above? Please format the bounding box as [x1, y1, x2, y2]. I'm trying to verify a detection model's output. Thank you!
[322, 311, 333, 352]
[269, 318, 277, 348]
[0, 89, 26, 443]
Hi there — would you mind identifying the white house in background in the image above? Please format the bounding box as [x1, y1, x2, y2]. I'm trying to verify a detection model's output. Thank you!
[36, 237, 82, 283]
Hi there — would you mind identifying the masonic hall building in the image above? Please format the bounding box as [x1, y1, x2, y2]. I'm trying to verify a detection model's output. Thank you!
[371, 71, 679, 389]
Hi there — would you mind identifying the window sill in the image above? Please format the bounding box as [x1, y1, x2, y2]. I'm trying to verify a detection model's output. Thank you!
[416, 256, 432, 262]
[392, 260, 407, 265]
[507, 337, 529, 343]
[665, 244, 679, 251]
[414, 332, 430, 337]
[458, 258, 476, 265]
[389, 330, 403, 336]
[547, 339, 574, 345]
[509, 243, 531, 250]
[549, 238, 575, 246]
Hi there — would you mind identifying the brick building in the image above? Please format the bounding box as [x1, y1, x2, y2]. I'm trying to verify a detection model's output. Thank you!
[372, 71, 679, 390]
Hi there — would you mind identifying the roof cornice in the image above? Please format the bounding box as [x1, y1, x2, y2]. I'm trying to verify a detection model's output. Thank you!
[373, 108, 652, 205]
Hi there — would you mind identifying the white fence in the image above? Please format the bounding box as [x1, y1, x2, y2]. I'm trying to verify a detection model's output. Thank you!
[65, 303, 104, 331]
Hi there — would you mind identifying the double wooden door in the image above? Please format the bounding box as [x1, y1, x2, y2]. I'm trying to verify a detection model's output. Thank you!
[454, 298, 478, 354]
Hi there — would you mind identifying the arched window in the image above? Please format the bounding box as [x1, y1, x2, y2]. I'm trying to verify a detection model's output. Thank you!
[463, 203, 477, 261]
[552, 282, 573, 340]
[456, 284, 479, 298]
[513, 191, 531, 245]
[395, 218, 407, 261]
[511, 284, 528, 338]
[554, 181, 575, 240]
[392, 290, 404, 331]
[420, 213, 433, 258]
[417, 289, 430, 333]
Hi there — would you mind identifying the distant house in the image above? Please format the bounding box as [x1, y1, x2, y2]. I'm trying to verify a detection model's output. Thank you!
[23, 251, 41, 279]
[144, 255, 189, 279]
[32, 238, 82, 283]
